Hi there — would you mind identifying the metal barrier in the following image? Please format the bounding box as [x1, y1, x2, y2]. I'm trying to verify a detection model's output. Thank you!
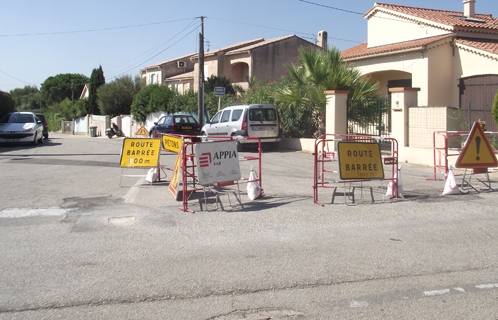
[430, 130, 498, 181]
[313, 134, 399, 206]
[158, 133, 263, 213]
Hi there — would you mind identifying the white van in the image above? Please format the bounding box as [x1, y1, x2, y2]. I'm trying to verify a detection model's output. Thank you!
[201, 104, 281, 150]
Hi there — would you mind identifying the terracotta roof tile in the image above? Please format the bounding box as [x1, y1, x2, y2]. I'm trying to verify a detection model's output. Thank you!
[341, 34, 453, 60]
[456, 38, 498, 55]
[367, 3, 498, 31]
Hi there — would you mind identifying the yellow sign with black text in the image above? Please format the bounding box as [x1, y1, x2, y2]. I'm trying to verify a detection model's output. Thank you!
[337, 142, 384, 180]
[169, 148, 182, 200]
[120, 138, 160, 167]
[162, 135, 182, 153]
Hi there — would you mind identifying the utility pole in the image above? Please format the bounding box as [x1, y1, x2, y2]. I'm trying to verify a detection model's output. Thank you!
[197, 16, 204, 127]
[71, 82, 74, 106]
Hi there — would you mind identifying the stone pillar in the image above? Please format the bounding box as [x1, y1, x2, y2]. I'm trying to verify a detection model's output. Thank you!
[389, 87, 420, 147]
[324, 90, 349, 137]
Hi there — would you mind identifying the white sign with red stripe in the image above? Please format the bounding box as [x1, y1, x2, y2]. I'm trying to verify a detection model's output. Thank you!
[195, 141, 241, 185]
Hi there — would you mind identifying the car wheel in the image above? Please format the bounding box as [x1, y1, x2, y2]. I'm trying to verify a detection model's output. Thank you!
[38, 133, 43, 144]
[32, 133, 38, 146]
[231, 134, 242, 152]
[201, 132, 207, 142]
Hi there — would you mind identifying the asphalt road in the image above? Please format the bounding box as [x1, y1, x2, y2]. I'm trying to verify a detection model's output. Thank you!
[0, 133, 497, 319]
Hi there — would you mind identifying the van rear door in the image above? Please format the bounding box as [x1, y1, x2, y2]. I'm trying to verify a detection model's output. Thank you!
[247, 106, 279, 139]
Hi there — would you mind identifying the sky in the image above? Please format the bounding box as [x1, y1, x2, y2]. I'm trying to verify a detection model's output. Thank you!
[1, 0, 497, 93]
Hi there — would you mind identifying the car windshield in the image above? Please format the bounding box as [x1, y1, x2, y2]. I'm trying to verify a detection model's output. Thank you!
[0, 113, 34, 124]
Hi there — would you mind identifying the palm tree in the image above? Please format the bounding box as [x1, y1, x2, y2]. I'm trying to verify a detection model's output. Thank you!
[274, 46, 380, 132]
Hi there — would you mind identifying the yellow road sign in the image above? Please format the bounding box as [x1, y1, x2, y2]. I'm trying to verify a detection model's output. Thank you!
[169, 148, 182, 200]
[120, 138, 160, 167]
[162, 135, 182, 153]
[337, 142, 384, 180]
[136, 126, 149, 136]
[456, 121, 498, 168]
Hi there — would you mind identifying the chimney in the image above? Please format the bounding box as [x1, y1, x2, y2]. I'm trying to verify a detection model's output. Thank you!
[463, 0, 476, 18]
[318, 31, 328, 49]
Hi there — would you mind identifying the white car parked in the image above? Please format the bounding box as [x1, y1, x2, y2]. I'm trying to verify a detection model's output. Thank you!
[201, 104, 281, 151]
[0, 112, 44, 145]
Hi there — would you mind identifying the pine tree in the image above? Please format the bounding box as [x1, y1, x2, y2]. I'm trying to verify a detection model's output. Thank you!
[88, 66, 105, 115]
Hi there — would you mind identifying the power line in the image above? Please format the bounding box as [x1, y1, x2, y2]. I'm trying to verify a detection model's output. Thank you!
[208, 17, 316, 38]
[297, 0, 429, 27]
[209, 17, 361, 44]
[0, 18, 197, 37]
[297, 0, 363, 15]
[105, 19, 199, 73]
[0, 70, 33, 86]
[107, 23, 200, 80]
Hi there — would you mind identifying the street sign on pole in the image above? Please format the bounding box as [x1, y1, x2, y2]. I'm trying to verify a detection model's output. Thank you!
[214, 87, 226, 111]
[214, 87, 226, 96]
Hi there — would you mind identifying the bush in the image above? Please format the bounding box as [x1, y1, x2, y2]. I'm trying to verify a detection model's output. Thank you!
[131, 74, 321, 138]
[0, 91, 15, 117]
[492, 89, 498, 130]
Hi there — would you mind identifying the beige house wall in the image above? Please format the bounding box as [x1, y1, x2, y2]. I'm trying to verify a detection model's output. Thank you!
[141, 69, 162, 85]
[226, 54, 251, 88]
[456, 45, 498, 78]
[251, 40, 312, 81]
[427, 43, 453, 107]
[350, 51, 430, 105]
[367, 11, 449, 48]
[141, 56, 194, 86]
[204, 56, 219, 78]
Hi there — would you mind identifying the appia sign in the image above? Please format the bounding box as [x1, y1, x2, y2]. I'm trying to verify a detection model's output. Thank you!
[195, 141, 241, 185]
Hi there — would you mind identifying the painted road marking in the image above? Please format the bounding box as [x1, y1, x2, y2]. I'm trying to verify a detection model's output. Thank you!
[122, 176, 146, 204]
[424, 289, 450, 296]
[350, 300, 369, 308]
[343, 282, 496, 310]
[476, 283, 498, 289]
[0, 208, 68, 218]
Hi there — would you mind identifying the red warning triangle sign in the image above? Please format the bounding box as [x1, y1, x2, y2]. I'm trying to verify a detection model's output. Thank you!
[455, 121, 498, 168]
[136, 126, 149, 136]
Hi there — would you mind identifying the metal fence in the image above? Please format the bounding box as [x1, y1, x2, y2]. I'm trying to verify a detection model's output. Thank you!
[347, 99, 391, 136]
[62, 121, 73, 134]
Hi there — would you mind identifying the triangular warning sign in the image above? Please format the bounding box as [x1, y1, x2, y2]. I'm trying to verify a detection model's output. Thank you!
[455, 121, 498, 168]
[136, 126, 149, 136]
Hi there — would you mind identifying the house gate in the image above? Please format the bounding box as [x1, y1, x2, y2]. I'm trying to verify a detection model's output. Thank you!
[459, 75, 498, 132]
[347, 99, 391, 136]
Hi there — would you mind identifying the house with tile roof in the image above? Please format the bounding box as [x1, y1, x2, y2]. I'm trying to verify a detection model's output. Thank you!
[341, 1, 498, 157]
[140, 32, 326, 93]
